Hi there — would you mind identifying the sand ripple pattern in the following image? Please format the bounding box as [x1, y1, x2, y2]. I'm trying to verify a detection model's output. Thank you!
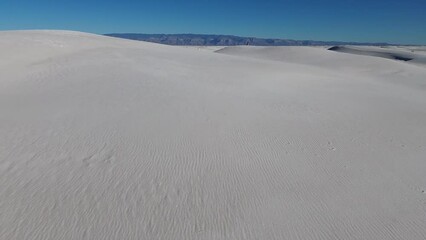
[1, 31, 426, 240]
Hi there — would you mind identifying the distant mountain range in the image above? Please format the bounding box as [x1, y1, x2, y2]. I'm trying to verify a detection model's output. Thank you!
[104, 33, 391, 46]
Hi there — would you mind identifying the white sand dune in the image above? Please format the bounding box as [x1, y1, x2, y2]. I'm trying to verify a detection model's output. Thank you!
[1, 31, 426, 240]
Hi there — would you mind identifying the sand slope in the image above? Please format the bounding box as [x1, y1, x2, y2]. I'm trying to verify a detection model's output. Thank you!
[1, 31, 426, 240]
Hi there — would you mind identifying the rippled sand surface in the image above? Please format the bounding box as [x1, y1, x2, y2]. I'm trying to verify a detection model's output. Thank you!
[1, 31, 426, 239]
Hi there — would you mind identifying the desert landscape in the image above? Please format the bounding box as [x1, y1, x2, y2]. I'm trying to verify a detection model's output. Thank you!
[1, 30, 426, 239]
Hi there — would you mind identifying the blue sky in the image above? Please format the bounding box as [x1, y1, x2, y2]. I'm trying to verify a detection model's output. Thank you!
[0, 0, 425, 44]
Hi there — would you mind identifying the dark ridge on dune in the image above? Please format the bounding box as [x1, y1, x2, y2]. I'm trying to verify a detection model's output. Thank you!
[328, 46, 415, 62]
[328, 46, 342, 51]
[393, 55, 413, 61]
